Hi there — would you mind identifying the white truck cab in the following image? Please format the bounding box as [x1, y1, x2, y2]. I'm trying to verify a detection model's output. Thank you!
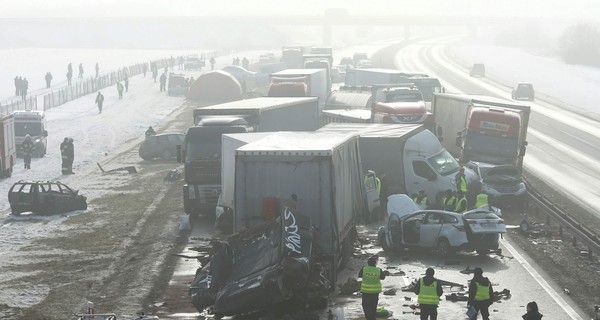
[12, 110, 48, 157]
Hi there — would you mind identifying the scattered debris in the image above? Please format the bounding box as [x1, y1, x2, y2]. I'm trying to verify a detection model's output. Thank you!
[163, 169, 181, 181]
[383, 288, 397, 295]
[376, 307, 393, 317]
[444, 259, 461, 265]
[564, 288, 571, 295]
[339, 277, 361, 295]
[493, 289, 511, 301]
[460, 266, 474, 274]
[446, 292, 468, 302]
[97, 162, 137, 174]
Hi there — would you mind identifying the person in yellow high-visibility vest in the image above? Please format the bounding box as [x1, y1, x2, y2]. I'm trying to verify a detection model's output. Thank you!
[455, 191, 468, 213]
[358, 256, 390, 320]
[475, 191, 489, 209]
[414, 267, 443, 320]
[468, 267, 494, 320]
[455, 167, 469, 194]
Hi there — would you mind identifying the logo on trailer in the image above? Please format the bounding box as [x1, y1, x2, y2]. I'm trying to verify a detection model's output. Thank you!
[479, 120, 510, 132]
[283, 206, 302, 255]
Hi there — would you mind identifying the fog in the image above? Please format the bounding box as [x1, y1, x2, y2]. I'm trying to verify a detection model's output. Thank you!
[3, 0, 599, 19]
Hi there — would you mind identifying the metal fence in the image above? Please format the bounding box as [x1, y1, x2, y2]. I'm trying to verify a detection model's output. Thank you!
[1, 50, 231, 115]
[0, 96, 39, 116]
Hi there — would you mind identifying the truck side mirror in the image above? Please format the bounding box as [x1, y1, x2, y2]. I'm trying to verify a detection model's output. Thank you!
[176, 145, 182, 163]
[43, 130, 48, 137]
[519, 145, 527, 157]
[455, 135, 462, 148]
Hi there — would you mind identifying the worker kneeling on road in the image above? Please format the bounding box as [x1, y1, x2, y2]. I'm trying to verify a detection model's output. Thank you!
[415, 267, 443, 320]
[358, 256, 390, 320]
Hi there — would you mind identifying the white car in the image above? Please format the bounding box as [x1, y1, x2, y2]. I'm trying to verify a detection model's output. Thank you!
[379, 194, 506, 256]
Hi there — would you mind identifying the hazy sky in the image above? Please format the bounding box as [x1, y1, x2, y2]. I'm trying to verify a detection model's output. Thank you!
[1, 0, 599, 19]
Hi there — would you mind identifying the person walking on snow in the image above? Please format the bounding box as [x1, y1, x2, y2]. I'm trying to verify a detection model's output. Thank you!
[60, 137, 70, 174]
[124, 76, 129, 92]
[95, 91, 104, 113]
[358, 256, 390, 320]
[210, 57, 216, 70]
[468, 267, 494, 320]
[21, 134, 34, 169]
[117, 82, 124, 99]
[95, 62, 99, 78]
[159, 73, 167, 92]
[78, 63, 84, 79]
[45, 72, 53, 88]
[415, 267, 443, 320]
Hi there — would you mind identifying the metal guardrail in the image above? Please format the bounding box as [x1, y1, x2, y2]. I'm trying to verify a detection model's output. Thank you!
[524, 177, 600, 259]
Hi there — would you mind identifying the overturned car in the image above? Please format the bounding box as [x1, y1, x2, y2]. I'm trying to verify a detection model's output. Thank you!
[190, 205, 329, 318]
[8, 180, 87, 215]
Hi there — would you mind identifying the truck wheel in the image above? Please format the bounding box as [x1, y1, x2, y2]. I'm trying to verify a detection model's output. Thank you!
[476, 249, 489, 255]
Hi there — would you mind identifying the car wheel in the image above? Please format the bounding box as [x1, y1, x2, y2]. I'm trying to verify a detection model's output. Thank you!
[436, 238, 451, 257]
[161, 149, 171, 160]
[378, 228, 390, 251]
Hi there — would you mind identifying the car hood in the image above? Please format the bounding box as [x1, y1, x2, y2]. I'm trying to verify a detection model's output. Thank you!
[482, 165, 522, 183]
[387, 194, 419, 219]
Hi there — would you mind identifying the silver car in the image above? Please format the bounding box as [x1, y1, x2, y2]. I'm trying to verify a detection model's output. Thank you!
[379, 194, 506, 256]
[139, 133, 185, 160]
[465, 161, 527, 208]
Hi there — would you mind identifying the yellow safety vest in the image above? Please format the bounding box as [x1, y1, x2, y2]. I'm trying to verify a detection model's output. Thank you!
[444, 196, 457, 211]
[360, 266, 382, 293]
[455, 197, 467, 213]
[474, 282, 491, 301]
[418, 278, 440, 305]
[414, 196, 428, 207]
[475, 193, 489, 208]
[458, 175, 468, 193]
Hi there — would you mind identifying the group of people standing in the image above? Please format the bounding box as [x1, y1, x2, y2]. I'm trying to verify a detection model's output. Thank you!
[358, 256, 543, 320]
[13, 76, 29, 100]
[231, 57, 249, 69]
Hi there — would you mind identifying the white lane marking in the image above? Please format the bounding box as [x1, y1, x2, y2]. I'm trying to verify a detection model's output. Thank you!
[501, 239, 583, 320]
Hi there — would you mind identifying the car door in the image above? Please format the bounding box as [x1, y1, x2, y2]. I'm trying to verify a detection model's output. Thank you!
[386, 213, 403, 247]
[402, 212, 427, 245]
[418, 212, 444, 247]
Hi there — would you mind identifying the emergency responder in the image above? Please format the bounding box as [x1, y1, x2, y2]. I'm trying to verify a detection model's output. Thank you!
[414, 267, 443, 320]
[95, 91, 104, 114]
[468, 267, 494, 320]
[455, 167, 469, 194]
[145, 126, 156, 137]
[21, 134, 34, 169]
[442, 189, 457, 211]
[117, 82, 124, 99]
[358, 256, 390, 320]
[45, 72, 53, 88]
[210, 57, 216, 70]
[522, 301, 543, 320]
[455, 190, 468, 213]
[414, 190, 430, 210]
[475, 191, 489, 209]
[60, 137, 74, 174]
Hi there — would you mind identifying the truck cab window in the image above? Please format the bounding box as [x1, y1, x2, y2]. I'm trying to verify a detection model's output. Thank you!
[413, 161, 436, 181]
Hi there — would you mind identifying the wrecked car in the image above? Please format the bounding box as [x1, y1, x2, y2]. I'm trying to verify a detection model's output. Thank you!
[378, 194, 505, 256]
[190, 205, 329, 318]
[465, 161, 527, 209]
[8, 180, 87, 215]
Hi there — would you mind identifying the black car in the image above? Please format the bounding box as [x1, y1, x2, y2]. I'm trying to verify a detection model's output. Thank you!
[8, 180, 87, 215]
[139, 133, 185, 160]
[470, 63, 486, 77]
[512, 82, 535, 101]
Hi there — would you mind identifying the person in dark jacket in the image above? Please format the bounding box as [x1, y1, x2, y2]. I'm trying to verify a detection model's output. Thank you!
[21, 78, 29, 100]
[124, 76, 129, 92]
[95, 62, 99, 78]
[78, 63, 84, 79]
[117, 82, 124, 99]
[145, 126, 156, 137]
[14, 76, 19, 95]
[522, 301, 543, 320]
[358, 256, 390, 320]
[95, 91, 104, 114]
[45, 72, 53, 88]
[468, 267, 494, 320]
[414, 267, 443, 320]
[60, 137, 70, 174]
[159, 73, 167, 92]
[22, 134, 34, 169]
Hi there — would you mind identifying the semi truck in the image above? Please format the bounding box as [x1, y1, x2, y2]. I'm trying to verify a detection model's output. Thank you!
[13, 110, 48, 157]
[321, 85, 433, 130]
[233, 131, 379, 283]
[0, 113, 16, 177]
[344, 68, 443, 102]
[318, 123, 478, 207]
[267, 69, 329, 108]
[181, 97, 320, 217]
[432, 93, 531, 168]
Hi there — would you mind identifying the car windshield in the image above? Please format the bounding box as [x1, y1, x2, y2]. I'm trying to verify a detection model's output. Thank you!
[427, 150, 460, 176]
[15, 122, 43, 136]
[480, 166, 521, 182]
